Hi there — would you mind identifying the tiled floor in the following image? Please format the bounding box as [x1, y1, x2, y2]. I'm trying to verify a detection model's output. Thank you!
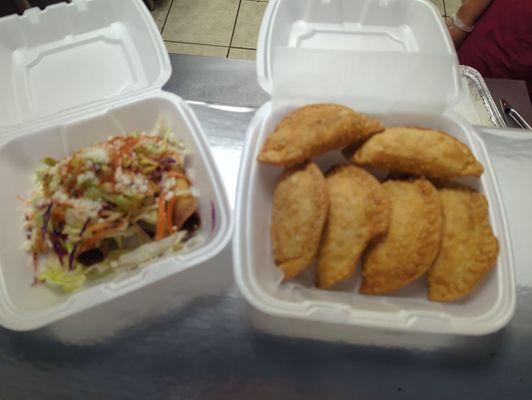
[152, 0, 461, 61]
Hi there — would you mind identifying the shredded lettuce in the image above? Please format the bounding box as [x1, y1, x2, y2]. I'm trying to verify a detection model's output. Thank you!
[35, 163, 51, 183]
[84, 186, 102, 201]
[37, 261, 87, 292]
[138, 209, 157, 226]
[47, 172, 61, 192]
[101, 193, 143, 211]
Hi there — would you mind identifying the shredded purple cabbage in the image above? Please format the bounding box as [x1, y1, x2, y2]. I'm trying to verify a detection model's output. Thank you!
[50, 233, 67, 265]
[68, 244, 78, 271]
[41, 204, 52, 241]
[161, 157, 176, 167]
[80, 218, 91, 237]
[102, 203, 116, 210]
[151, 168, 163, 182]
[53, 221, 67, 240]
[71, 219, 92, 269]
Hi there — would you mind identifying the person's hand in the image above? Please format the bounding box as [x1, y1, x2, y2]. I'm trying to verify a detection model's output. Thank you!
[445, 18, 469, 48]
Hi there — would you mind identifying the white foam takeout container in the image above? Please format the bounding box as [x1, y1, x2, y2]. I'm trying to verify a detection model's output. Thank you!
[233, 0, 516, 335]
[0, 0, 232, 331]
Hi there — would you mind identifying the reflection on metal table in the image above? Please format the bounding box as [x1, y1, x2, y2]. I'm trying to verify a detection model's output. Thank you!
[1, 54, 531, 399]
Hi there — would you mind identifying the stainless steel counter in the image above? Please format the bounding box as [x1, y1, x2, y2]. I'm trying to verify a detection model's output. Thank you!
[1, 54, 530, 399]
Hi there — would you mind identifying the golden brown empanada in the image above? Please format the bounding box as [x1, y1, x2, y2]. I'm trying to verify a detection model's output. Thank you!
[428, 185, 499, 302]
[271, 162, 329, 280]
[353, 127, 484, 179]
[317, 165, 390, 289]
[258, 104, 384, 166]
[360, 178, 443, 294]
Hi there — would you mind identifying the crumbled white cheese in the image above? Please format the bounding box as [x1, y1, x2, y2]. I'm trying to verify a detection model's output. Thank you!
[76, 170, 97, 186]
[115, 167, 149, 194]
[65, 197, 103, 224]
[162, 177, 176, 193]
[52, 189, 70, 203]
[132, 175, 149, 193]
[53, 188, 103, 222]
[165, 192, 175, 201]
[82, 147, 109, 164]
[75, 198, 104, 216]
[114, 167, 130, 186]
[165, 189, 192, 201]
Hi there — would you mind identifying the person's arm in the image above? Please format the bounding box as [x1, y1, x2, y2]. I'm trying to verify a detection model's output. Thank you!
[447, 0, 494, 47]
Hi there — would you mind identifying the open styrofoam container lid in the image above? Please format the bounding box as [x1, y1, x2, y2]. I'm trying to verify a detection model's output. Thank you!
[0, 0, 171, 133]
[256, 0, 463, 114]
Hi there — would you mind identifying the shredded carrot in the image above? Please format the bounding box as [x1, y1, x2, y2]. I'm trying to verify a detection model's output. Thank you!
[32, 252, 39, 273]
[79, 220, 128, 251]
[85, 222, 110, 235]
[155, 193, 167, 241]
[51, 205, 67, 221]
[166, 195, 177, 234]
[109, 136, 141, 169]
[34, 235, 45, 253]
[80, 230, 111, 252]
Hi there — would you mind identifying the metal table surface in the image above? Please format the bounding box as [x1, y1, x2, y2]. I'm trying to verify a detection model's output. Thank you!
[1, 54, 531, 399]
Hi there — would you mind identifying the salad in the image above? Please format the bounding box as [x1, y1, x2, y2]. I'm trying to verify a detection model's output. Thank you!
[23, 126, 200, 292]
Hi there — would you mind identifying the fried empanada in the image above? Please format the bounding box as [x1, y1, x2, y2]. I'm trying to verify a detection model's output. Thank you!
[427, 186, 499, 302]
[352, 127, 484, 179]
[258, 104, 384, 166]
[360, 179, 443, 295]
[271, 162, 329, 280]
[317, 165, 390, 289]
[172, 176, 198, 230]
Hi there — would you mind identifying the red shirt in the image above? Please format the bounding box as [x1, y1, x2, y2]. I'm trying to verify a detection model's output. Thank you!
[458, 0, 532, 99]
